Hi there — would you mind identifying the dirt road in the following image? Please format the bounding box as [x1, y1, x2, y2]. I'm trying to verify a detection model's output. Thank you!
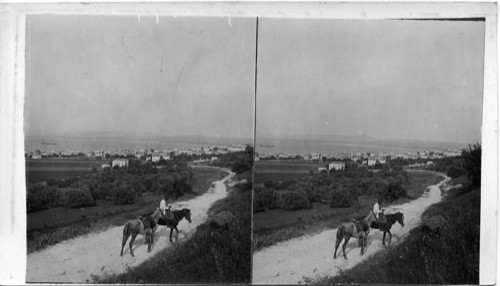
[26, 172, 235, 283]
[253, 175, 450, 284]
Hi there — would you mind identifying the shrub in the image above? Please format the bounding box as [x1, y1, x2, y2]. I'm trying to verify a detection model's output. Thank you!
[253, 188, 277, 212]
[384, 179, 407, 202]
[171, 178, 192, 198]
[276, 190, 312, 210]
[27, 192, 48, 212]
[231, 158, 252, 174]
[263, 181, 275, 189]
[462, 143, 481, 187]
[114, 185, 137, 205]
[329, 187, 357, 208]
[447, 164, 467, 179]
[27, 185, 64, 213]
[92, 183, 112, 200]
[65, 189, 95, 208]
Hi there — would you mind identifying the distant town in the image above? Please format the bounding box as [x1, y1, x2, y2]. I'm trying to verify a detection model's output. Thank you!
[26, 144, 249, 167]
[256, 148, 465, 171]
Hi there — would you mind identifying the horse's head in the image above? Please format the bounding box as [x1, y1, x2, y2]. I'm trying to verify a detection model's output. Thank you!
[152, 208, 164, 221]
[396, 212, 405, 227]
[183, 208, 192, 223]
[365, 212, 377, 226]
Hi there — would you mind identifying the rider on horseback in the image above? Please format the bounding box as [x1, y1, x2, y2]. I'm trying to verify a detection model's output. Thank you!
[160, 196, 174, 221]
[373, 198, 387, 226]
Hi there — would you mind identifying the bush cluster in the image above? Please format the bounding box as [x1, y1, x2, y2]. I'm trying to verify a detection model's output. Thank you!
[329, 187, 357, 208]
[276, 190, 312, 210]
[113, 185, 137, 205]
[27, 158, 195, 212]
[27, 185, 64, 212]
[65, 188, 96, 208]
[446, 164, 467, 179]
[253, 188, 277, 212]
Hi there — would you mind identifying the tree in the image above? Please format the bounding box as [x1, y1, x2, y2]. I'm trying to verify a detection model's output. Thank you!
[114, 185, 137, 205]
[65, 188, 96, 208]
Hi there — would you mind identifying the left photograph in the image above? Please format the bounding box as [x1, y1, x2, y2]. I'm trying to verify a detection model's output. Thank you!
[25, 15, 254, 283]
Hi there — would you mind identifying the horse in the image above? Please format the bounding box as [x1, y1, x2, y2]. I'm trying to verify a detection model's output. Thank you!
[120, 208, 164, 257]
[355, 211, 378, 239]
[334, 220, 368, 260]
[370, 212, 405, 245]
[157, 208, 192, 242]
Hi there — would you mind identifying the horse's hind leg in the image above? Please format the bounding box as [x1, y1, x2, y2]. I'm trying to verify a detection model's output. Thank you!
[342, 236, 351, 260]
[382, 231, 387, 246]
[129, 232, 138, 257]
[388, 230, 392, 245]
[169, 227, 174, 242]
[120, 231, 130, 256]
[334, 236, 342, 259]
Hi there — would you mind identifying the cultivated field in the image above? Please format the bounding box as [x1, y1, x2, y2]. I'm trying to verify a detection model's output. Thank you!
[254, 161, 327, 184]
[25, 158, 109, 184]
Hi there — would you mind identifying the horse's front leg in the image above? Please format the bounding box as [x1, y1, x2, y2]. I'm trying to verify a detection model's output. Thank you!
[147, 232, 154, 252]
[169, 227, 174, 242]
[360, 239, 364, 255]
[342, 236, 351, 260]
[382, 231, 387, 246]
[388, 230, 392, 245]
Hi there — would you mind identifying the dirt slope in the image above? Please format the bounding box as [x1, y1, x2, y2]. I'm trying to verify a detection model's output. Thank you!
[253, 176, 450, 284]
[26, 172, 235, 283]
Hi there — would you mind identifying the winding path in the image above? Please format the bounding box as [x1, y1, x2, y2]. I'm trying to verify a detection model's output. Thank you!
[26, 172, 235, 283]
[253, 175, 450, 284]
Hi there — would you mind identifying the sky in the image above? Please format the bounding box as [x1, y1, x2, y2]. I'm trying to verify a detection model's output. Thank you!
[256, 19, 485, 144]
[25, 17, 485, 145]
[25, 15, 256, 140]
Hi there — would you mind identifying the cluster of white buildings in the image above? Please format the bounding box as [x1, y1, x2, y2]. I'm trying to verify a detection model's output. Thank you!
[256, 149, 464, 166]
[26, 144, 248, 161]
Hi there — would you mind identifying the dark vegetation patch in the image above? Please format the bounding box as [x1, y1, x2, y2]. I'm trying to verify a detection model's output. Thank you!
[25, 159, 108, 184]
[254, 161, 327, 184]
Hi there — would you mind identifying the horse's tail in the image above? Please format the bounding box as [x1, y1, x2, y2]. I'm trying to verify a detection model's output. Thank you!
[337, 224, 344, 241]
[123, 221, 131, 237]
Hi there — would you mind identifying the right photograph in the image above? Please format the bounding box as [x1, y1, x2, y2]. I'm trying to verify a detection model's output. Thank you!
[252, 19, 484, 284]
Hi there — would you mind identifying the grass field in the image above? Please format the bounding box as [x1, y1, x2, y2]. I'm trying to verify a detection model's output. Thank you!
[317, 180, 479, 284]
[254, 161, 326, 184]
[27, 166, 227, 253]
[26, 158, 109, 184]
[253, 171, 443, 251]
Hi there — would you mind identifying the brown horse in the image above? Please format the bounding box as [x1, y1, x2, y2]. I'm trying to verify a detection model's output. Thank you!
[157, 208, 192, 242]
[120, 208, 163, 257]
[334, 212, 377, 260]
[334, 221, 368, 260]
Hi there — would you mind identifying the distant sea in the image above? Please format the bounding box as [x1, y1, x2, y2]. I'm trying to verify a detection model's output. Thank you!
[26, 135, 250, 152]
[256, 138, 465, 155]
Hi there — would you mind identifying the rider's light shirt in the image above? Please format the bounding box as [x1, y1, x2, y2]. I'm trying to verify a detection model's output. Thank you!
[373, 202, 381, 218]
[160, 199, 167, 212]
